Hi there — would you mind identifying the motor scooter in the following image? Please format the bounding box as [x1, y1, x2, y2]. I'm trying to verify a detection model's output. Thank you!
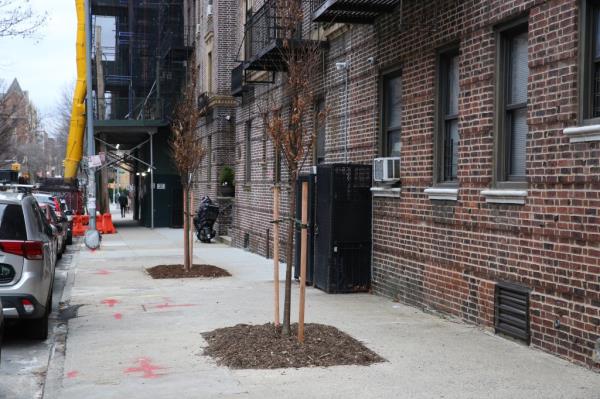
[193, 196, 219, 243]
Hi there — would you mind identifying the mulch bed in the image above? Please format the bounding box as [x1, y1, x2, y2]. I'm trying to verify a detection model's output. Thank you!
[146, 264, 231, 279]
[202, 323, 384, 369]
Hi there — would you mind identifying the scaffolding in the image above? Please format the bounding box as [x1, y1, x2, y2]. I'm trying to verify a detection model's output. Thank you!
[91, 0, 191, 122]
[90, 0, 191, 229]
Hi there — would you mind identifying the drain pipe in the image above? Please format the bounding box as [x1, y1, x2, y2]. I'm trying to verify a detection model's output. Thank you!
[84, 0, 100, 250]
[336, 61, 349, 163]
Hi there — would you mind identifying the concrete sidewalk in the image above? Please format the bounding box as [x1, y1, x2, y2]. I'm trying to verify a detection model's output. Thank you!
[45, 224, 600, 399]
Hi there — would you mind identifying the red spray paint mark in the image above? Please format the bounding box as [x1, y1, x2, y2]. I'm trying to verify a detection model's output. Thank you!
[114, 312, 123, 320]
[101, 298, 119, 308]
[94, 269, 111, 275]
[154, 302, 196, 309]
[124, 358, 165, 379]
[66, 371, 79, 379]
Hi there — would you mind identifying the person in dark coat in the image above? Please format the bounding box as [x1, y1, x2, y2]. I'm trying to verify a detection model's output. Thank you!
[118, 192, 128, 217]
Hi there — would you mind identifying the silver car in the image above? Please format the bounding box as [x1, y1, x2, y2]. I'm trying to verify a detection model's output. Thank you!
[0, 192, 56, 340]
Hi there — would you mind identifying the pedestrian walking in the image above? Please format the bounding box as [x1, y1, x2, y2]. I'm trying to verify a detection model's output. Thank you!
[118, 192, 128, 218]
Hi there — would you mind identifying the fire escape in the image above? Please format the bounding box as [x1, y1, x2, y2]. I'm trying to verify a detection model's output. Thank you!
[310, 0, 401, 24]
[231, 0, 322, 96]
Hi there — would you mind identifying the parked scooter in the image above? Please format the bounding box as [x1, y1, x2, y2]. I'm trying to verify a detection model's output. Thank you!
[193, 196, 219, 243]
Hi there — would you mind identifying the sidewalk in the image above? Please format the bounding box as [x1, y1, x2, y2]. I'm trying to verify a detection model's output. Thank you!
[46, 224, 600, 399]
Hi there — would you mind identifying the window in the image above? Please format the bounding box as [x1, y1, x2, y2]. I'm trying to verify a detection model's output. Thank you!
[314, 99, 326, 165]
[382, 72, 402, 157]
[207, 51, 213, 93]
[581, 1, 600, 123]
[245, 119, 252, 182]
[207, 135, 212, 181]
[274, 147, 281, 183]
[0, 204, 26, 240]
[494, 22, 528, 185]
[435, 48, 460, 184]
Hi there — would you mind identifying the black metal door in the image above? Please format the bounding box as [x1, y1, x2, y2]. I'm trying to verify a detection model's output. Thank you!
[314, 164, 372, 293]
[171, 186, 183, 228]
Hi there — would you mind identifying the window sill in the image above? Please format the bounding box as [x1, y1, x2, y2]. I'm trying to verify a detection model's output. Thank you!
[481, 189, 527, 205]
[370, 186, 401, 198]
[563, 124, 600, 143]
[424, 187, 458, 201]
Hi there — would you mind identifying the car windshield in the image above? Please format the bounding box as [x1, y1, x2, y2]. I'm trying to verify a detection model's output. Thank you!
[0, 203, 27, 240]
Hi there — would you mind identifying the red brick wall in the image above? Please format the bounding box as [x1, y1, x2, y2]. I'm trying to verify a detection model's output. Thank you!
[202, 0, 600, 370]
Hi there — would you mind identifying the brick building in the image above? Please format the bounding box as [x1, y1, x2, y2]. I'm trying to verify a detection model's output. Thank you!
[191, 0, 600, 369]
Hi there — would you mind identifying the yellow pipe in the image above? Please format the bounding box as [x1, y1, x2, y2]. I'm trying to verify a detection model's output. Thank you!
[64, 0, 87, 181]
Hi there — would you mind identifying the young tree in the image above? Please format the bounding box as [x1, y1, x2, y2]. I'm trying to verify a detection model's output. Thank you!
[260, 0, 325, 336]
[170, 63, 205, 272]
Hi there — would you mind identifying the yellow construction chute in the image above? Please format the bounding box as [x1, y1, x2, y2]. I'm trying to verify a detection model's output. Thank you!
[64, 0, 87, 181]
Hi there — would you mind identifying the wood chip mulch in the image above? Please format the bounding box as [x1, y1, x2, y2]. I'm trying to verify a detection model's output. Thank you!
[202, 323, 385, 369]
[146, 264, 231, 279]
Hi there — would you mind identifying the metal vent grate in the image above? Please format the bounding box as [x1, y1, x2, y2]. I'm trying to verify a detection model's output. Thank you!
[495, 282, 530, 344]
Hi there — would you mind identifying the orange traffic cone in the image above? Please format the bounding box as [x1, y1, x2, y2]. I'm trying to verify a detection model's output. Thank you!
[102, 213, 116, 234]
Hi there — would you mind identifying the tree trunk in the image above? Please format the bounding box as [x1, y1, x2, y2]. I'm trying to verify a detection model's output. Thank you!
[282, 170, 297, 335]
[183, 187, 190, 272]
[189, 194, 194, 267]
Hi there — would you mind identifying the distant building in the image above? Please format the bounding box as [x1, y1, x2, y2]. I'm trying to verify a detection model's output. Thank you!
[0, 78, 38, 147]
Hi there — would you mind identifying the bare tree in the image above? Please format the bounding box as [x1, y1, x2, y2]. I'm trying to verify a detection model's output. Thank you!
[0, 0, 46, 38]
[50, 82, 75, 151]
[259, 0, 325, 336]
[170, 63, 205, 272]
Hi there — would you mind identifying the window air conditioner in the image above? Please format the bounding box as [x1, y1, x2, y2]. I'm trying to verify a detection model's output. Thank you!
[207, 4, 213, 15]
[373, 157, 400, 182]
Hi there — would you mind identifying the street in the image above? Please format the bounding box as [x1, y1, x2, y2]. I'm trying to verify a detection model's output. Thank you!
[0, 243, 77, 399]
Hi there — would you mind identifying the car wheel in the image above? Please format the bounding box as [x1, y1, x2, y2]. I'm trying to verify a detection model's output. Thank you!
[27, 312, 49, 340]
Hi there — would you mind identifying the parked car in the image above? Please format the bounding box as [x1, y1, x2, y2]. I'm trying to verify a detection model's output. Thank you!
[33, 193, 63, 218]
[39, 203, 66, 259]
[0, 192, 56, 340]
[60, 199, 74, 245]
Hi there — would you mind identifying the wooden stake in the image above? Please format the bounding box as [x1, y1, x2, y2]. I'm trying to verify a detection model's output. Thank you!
[189, 194, 194, 266]
[273, 185, 280, 327]
[298, 181, 308, 343]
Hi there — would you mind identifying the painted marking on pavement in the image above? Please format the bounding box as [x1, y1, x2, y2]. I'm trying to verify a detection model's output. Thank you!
[154, 302, 196, 309]
[66, 371, 79, 379]
[114, 312, 123, 320]
[101, 298, 119, 308]
[94, 269, 111, 275]
[124, 358, 166, 379]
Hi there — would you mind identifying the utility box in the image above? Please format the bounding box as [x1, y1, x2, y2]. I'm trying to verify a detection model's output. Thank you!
[314, 164, 372, 293]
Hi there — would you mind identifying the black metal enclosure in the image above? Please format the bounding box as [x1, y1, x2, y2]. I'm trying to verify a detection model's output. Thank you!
[314, 164, 372, 293]
[294, 174, 316, 285]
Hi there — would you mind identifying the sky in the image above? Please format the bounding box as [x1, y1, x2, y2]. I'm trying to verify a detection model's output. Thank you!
[0, 0, 77, 135]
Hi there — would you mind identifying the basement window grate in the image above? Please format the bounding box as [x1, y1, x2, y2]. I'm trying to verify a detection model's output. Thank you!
[495, 282, 530, 344]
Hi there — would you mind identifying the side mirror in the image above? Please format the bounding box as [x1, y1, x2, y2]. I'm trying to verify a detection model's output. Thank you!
[65, 210, 73, 216]
[45, 225, 54, 237]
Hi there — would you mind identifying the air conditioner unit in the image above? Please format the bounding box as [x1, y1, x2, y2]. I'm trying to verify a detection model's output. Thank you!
[373, 157, 400, 182]
[207, 4, 213, 15]
[196, 23, 201, 36]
